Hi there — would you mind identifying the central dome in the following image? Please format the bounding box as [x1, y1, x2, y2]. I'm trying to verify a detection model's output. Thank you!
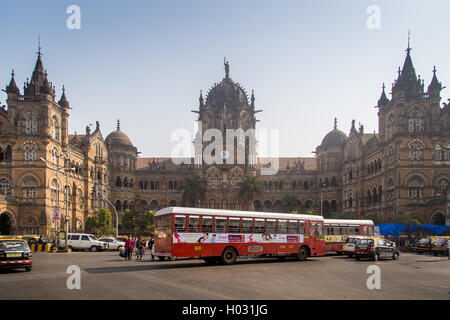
[206, 78, 249, 110]
[105, 120, 134, 147]
[321, 128, 347, 149]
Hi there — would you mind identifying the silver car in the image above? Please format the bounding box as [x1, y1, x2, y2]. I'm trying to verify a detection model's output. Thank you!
[98, 238, 125, 251]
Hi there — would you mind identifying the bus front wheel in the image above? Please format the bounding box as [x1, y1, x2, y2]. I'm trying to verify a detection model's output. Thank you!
[221, 247, 238, 265]
[296, 246, 309, 261]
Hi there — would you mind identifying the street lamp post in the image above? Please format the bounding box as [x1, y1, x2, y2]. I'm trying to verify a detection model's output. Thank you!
[96, 189, 119, 237]
[41, 151, 72, 252]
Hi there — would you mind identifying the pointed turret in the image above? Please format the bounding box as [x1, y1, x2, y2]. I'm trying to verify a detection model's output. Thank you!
[6, 69, 20, 94]
[427, 66, 442, 97]
[199, 90, 204, 109]
[30, 47, 45, 88]
[58, 85, 69, 108]
[392, 35, 420, 97]
[378, 83, 389, 106]
[39, 70, 53, 95]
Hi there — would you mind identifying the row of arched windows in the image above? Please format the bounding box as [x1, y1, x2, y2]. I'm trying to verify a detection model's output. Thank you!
[115, 176, 134, 189]
[367, 159, 382, 175]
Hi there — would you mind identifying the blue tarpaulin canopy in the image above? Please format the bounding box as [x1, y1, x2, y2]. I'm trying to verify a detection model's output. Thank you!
[411, 224, 449, 235]
[375, 223, 408, 237]
[375, 223, 449, 236]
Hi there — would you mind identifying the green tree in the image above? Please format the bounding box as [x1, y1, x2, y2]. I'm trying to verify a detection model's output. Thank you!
[238, 174, 263, 211]
[281, 194, 299, 213]
[85, 208, 115, 236]
[179, 176, 206, 207]
[364, 212, 381, 224]
[120, 196, 154, 235]
[85, 215, 99, 234]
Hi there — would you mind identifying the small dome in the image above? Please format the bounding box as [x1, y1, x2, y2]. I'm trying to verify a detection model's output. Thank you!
[321, 129, 347, 149]
[105, 120, 134, 147]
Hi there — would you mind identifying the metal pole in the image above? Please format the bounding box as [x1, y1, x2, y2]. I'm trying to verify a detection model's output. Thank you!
[98, 191, 119, 237]
[64, 152, 69, 252]
[320, 188, 323, 216]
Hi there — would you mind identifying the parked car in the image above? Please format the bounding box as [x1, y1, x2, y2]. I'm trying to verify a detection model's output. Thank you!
[354, 238, 400, 261]
[60, 233, 107, 252]
[0, 239, 32, 271]
[98, 237, 125, 251]
[431, 238, 449, 256]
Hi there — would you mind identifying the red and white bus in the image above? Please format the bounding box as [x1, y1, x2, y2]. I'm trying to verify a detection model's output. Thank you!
[323, 219, 374, 255]
[154, 207, 326, 264]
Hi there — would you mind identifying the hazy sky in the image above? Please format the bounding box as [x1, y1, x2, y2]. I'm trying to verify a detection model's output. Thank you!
[1, 0, 449, 158]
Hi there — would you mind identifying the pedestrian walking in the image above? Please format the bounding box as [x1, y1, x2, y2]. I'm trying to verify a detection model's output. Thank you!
[124, 235, 134, 261]
[149, 237, 155, 261]
[136, 236, 145, 261]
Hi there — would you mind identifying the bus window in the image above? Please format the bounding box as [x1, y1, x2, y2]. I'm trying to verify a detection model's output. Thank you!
[156, 215, 170, 230]
[317, 223, 323, 236]
[299, 221, 305, 234]
[369, 226, 374, 236]
[349, 226, 357, 235]
[202, 216, 213, 233]
[266, 219, 276, 233]
[174, 215, 186, 232]
[242, 218, 253, 233]
[278, 220, 287, 234]
[288, 220, 298, 234]
[228, 218, 240, 233]
[254, 219, 265, 233]
[341, 225, 348, 235]
[333, 225, 339, 235]
[189, 216, 200, 232]
[355, 226, 360, 235]
[363, 226, 368, 236]
[215, 217, 227, 233]
[310, 223, 316, 235]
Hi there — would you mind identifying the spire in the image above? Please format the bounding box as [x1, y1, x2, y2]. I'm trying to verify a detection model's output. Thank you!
[31, 43, 45, 87]
[6, 69, 19, 94]
[117, 119, 121, 131]
[58, 85, 69, 107]
[333, 117, 337, 130]
[428, 65, 442, 96]
[251, 90, 255, 108]
[378, 83, 389, 106]
[199, 90, 204, 108]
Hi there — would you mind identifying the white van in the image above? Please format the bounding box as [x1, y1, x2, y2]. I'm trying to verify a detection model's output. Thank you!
[60, 233, 107, 252]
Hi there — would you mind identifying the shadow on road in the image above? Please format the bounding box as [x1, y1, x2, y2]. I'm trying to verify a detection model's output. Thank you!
[84, 257, 320, 274]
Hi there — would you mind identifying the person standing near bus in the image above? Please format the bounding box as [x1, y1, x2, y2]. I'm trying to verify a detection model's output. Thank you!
[136, 236, 145, 261]
[124, 236, 134, 261]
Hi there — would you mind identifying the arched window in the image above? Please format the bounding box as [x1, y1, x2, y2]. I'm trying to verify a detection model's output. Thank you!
[51, 116, 60, 141]
[435, 178, 448, 198]
[78, 189, 84, 209]
[50, 179, 59, 206]
[22, 176, 38, 200]
[407, 176, 425, 203]
[115, 200, 122, 212]
[24, 144, 37, 161]
[115, 176, 121, 187]
[24, 110, 38, 135]
[407, 107, 425, 133]
[0, 178, 11, 195]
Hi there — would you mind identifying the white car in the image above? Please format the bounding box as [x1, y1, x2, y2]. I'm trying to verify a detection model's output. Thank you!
[60, 233, 107, 252]
[98, 238, 125, 251]
[342, 236, 365, 257]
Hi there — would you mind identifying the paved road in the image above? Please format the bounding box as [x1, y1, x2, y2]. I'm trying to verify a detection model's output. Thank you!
[0, 251, 448, 299]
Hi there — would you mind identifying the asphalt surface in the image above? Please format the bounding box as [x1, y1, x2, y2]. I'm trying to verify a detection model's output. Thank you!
[0, 251, 449, 300]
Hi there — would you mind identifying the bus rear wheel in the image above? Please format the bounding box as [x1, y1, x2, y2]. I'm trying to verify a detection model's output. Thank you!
[296, 246, 309, 261]
[221, 247, 237, 265]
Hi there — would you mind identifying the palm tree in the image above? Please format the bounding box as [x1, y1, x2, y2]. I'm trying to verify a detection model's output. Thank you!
[238, 174, 263, 211]
[281, 194, 299, 213]
[179, 176, 206, 207]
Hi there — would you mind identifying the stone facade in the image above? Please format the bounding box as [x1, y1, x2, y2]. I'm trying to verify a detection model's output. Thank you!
[1, 46, 449, 236]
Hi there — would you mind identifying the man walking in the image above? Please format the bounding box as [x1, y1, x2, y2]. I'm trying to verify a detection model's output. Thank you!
[136, 236, 145, 261]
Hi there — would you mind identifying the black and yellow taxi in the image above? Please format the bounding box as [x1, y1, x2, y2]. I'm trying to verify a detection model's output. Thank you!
[431, 237, 449, 256]
[414, 237, 437, 255]
[0, 238, 32, 272]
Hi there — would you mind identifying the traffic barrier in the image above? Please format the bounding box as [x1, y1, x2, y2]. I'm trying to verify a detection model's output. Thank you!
[30, 243, 53, 252]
